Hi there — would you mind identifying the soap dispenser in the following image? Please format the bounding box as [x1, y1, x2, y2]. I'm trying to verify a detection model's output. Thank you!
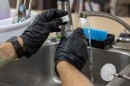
[0, 0, 10, 20]
[57, 0, 73, 37]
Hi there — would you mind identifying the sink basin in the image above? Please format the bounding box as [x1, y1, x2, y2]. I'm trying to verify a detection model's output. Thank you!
[82, 48, 130, 86]
[0, 42, 60, 86]
[0, 41, 130, 86]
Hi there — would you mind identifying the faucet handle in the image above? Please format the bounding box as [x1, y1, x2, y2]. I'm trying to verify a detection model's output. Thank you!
[117, 33, 130, 42]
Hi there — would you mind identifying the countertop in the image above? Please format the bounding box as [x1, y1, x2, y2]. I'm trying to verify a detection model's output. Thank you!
[34, 10, 130, 37]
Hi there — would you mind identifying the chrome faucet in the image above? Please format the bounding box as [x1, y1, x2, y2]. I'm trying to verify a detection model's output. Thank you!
[79, 11, 130, 42]
[57, 0, 73, 37]
[79, 11, 130, 32]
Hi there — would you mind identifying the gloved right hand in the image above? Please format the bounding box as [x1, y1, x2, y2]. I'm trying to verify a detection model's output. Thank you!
[55, 27, 88, 71]
[21, 9, 68, 58]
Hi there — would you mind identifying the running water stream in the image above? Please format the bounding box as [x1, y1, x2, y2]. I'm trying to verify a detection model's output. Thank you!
[86, 18, 94, 82]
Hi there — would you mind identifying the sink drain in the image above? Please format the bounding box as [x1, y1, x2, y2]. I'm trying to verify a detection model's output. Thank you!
[100, 63, 116, 81]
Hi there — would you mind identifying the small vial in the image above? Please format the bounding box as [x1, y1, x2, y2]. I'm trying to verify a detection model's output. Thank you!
[65, 25, 74, 38]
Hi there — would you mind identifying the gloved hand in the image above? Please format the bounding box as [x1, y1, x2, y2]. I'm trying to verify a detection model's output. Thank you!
[55, 27, 88, 71]
[21, 9, 68, 58]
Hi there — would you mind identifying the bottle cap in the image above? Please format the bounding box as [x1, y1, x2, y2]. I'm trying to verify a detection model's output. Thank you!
[61, 15, 69, 23]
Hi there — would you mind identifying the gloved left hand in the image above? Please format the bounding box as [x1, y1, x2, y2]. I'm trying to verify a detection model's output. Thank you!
[21, 9, 68, 57]
[55, 28, 88, 71]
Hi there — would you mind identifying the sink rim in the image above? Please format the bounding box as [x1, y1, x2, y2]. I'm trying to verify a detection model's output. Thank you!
[43, 39, 130, 57]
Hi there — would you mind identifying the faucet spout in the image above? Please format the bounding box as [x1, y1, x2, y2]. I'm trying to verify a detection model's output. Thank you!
[57, 0, 73, 37]
[79, 11, 130, 32]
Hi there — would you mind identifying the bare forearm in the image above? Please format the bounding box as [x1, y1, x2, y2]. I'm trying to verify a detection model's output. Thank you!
[57, 61, 94, 86]
[0, 42, 17, 68]
[0, 37, 25, 69]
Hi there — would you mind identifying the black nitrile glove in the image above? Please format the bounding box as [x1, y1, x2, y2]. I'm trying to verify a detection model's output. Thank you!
[55, 27, 88, 71]
[21, 9, 68, 58]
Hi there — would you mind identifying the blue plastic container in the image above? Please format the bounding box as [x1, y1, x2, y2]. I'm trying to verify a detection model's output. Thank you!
[83, 28, 108, 41]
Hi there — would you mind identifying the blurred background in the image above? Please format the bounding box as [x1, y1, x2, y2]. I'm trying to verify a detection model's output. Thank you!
[8, 0, 130, 17]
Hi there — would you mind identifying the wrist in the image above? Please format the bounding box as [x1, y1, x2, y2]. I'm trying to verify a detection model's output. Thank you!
[3, 42, 18, 58]
[56, 61, 70, 77]
[17, 37, 26, 52]
[56, 61, 68, 70]
[56, 61, 76, 73]
[56, 61, 80, 79]
[7, 36, 26, 58]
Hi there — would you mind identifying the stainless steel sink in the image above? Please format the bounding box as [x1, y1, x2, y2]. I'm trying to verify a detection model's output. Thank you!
[0, 42, 60, 86]
[82, 48, 130, 86]
[0, 41, 130, 86]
